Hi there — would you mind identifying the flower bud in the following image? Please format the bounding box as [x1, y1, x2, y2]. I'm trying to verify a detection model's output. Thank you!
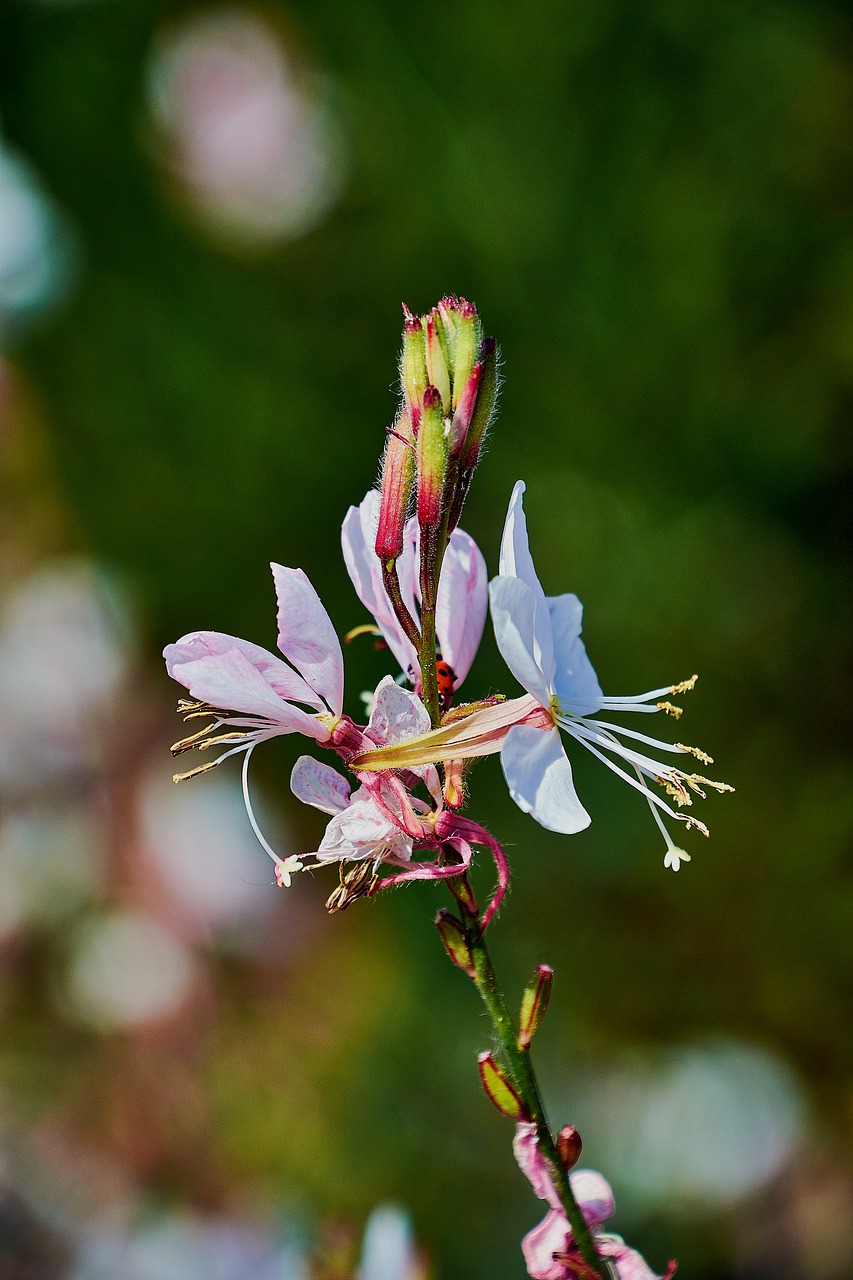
[375, 412, 415, 559]
[459, 335, 498, 469]
[477, 1051, 528, 1120]
[443, 757, 466, 809]
[425, 313, 451, 412]
[518, 964, 553, 1049]
[401, 306, 428, 426]
[556, 1124, 583, 1170]
[448, 361, 482, 458]
[435, 909, 475, 978]
[416, 385, 448, 529]
[451, 301, 480, 410]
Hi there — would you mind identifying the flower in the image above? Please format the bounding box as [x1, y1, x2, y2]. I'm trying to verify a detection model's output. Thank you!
[165, 562, 344, 777]
[164, 562, 344, 886]
[488, 482, 732, 866]
[514, 1123, 676, 1280]
[341, 488, 487, 693]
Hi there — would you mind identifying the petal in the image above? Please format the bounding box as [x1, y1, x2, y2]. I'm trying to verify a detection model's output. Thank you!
[546, 594, 604, 715]
[365, 675, 433, 747]
[501, 725, 591, 834]
[435, 528, 488, 684]
[499, 480, 545, 601]
[341, 495, 420, 678]
[290, 756, 351, 815]
[167, 648, 328, 739]
[489, 576, 554, 706]
[568, 1170, 615, 1229]
[272, 564, 344, 716]
[164, 631, 323, 709]
[318, 790, 412, 863]
[513, 1123, 562, 1209]
[598, 1239, 662, 1280]
[520, 1209, 571, 1280]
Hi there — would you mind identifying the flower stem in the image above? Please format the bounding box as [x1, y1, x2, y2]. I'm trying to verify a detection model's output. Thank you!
[381, 558, 421, 652]
[465, 921, 608, 1279]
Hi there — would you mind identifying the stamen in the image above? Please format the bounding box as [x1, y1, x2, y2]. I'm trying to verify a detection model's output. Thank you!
[344, 623, 381, 644]
[670, 674, 698, 695]
[173, 760, 220, 783]
[656, 701, 683, 718]
[676, 743, 714, 764]
[170, 722, 219, 755]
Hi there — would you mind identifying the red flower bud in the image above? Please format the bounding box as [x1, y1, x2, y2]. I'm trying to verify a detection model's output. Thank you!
[478, 1051, 528, 1120]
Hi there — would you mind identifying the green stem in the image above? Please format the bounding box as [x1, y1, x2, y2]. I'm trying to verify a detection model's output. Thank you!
[467, 925, 608, 1279]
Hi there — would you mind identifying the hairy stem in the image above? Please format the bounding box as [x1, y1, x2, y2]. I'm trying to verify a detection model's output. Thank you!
[381, 558, 421, 652]
[465, 921, 608, 1278]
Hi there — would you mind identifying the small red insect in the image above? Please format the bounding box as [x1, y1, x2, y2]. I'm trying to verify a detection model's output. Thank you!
[436, 657, 456, 714]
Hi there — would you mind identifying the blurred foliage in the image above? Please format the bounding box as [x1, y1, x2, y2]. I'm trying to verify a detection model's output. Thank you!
[2, 1, 853, 1278]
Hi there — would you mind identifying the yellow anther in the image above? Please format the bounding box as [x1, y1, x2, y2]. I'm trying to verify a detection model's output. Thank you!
[676, 743, 713, 764]
[173, 760, 220, 783]
[669, 675, 698, 696]
[344, 623, 381, 644]
[656, 701, 683, 719]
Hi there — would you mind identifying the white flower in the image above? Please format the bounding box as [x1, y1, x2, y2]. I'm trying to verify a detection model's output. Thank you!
[489, 482, 732, 866]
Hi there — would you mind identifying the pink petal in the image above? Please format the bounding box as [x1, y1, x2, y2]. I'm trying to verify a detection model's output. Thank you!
[272, 564, 343, 716]
[166, 647, 329, 739]
[513, 1123, 563, 1209]
[341, 494, 419, 678]
[521, 1209, 572, 1280]
[165, 631, 323, 710]
[598, 1238, 666, 1280]
[290, 756, 351, 815]
[435, 528, 487, 684]
[568, 1170, 616, 1229]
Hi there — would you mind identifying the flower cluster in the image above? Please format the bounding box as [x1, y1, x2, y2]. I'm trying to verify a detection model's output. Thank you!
[164, 298, 729, 1279]
[165, 301, 730, 909]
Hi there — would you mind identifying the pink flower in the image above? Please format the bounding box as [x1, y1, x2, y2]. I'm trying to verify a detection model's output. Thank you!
[165, 562, 344, 776]
[514, 1123, 676, 1280]
[341, 489, 487, 692]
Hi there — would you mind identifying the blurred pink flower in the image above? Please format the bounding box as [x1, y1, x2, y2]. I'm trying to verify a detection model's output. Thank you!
[342, 488, 487, 691]
[514, 1122, 676, 1280]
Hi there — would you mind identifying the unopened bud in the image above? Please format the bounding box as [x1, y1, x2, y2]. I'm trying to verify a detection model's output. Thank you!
[459, 336, 498, 473]
[518, 964, 553, 1049]
[435, 909, 475, 978]
[425, 313, 451, 412]
[448, 361, 482, 458]
[375, 413, 415, 559]
[451, 301, 481, 409]
[416, 385, 448, 529]
[556, 1125, 583, 1170]
[401, 307, 428, 425]
[477, 1051, 528, 1120]
[447, 872, 478, 917]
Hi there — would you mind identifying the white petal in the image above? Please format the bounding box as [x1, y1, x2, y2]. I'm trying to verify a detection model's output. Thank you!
[489, 576, 554, 706]
[434, 528, 488, 684]
[498, 480, 545, 601]
[568, 1169, 615, 1228]
[546, 593, 604, 715]
[271, 564, 344, 716]
[500, 725, 591, 834]
[365, 675, 432, 747]
[290, 756, 351, 815]
[318, 790, 411, 863]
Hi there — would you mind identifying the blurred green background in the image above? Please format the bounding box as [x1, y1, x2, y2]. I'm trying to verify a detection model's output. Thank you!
[2, 1, 852, 1277]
